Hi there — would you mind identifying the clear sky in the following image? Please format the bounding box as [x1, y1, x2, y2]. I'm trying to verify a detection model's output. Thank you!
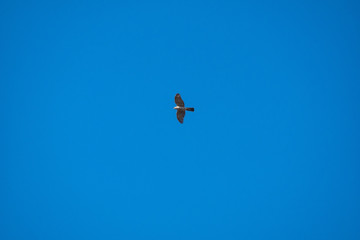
[1, 0, 360, 239]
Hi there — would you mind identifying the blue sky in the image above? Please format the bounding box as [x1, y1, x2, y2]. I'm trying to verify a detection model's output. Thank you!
[1, 0, 360, 239]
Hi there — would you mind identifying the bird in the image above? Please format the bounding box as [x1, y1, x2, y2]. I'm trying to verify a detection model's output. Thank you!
[174, 93, 194, 124]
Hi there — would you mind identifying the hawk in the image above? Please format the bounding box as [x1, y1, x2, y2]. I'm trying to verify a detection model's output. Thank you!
[174, 93, 194, 123]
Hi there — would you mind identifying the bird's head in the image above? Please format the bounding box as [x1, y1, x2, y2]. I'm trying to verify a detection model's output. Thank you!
[174, 106, 180, 110]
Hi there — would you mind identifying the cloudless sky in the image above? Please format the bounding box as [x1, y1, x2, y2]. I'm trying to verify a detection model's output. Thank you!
[1, 0, 360, 239]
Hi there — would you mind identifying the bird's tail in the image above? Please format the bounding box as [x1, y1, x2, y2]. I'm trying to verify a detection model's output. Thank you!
[186, 108, 194, 112]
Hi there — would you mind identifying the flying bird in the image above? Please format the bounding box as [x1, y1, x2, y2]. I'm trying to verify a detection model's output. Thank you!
[174, 93, 194, 124]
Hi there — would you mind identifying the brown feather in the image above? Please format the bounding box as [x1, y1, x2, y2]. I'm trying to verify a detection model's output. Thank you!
[176, 110, 185, 123]
[175, 93, 185, 107]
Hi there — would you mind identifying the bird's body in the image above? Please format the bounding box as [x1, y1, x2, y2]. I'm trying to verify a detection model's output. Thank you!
[174, 93, 194, 123]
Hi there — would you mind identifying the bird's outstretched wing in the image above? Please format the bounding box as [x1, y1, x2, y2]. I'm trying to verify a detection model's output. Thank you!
[176, 110, 185, 124]
[175, 93, 184, 107]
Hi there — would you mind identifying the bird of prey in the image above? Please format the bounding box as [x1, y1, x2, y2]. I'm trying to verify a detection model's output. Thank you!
[174, 93, 194, 124]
